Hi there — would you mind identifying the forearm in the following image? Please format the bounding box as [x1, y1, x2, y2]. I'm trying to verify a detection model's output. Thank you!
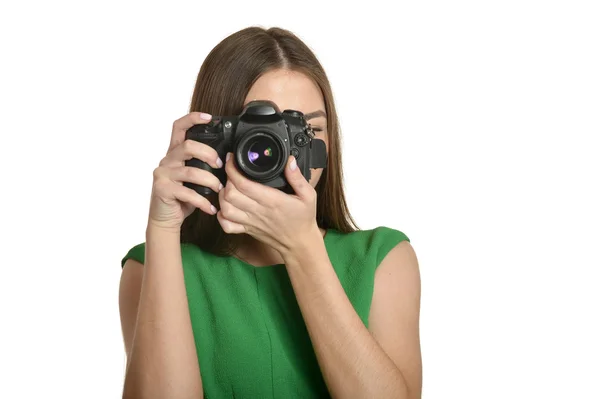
[123, 225, 202, 398]
[283, 230, 409, 398]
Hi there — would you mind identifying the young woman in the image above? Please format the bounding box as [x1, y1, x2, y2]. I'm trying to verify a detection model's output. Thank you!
[119, 26, 422, 398]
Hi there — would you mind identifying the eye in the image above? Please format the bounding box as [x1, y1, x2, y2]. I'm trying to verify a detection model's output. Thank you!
[312, 127, 324, 132]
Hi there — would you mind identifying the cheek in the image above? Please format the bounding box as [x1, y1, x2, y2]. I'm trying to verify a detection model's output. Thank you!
[308, 168, 323, 188]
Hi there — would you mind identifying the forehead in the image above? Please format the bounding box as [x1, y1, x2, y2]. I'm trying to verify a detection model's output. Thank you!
[244, 69, 325, 115]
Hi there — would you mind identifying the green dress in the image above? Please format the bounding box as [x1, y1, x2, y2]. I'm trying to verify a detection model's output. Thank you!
[121, 226, 410, 398]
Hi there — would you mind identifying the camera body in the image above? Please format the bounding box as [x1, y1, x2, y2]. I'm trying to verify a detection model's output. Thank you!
[184, 100, 327, 196]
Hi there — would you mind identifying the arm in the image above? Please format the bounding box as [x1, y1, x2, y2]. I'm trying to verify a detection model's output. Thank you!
[119, 225, 203, 398]
[282, 227, 422, 398]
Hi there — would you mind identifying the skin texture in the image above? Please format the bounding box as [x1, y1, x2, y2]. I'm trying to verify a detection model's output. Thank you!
[119, 68, 422, 398]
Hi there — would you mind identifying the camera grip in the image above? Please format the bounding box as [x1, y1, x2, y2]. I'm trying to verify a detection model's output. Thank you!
[183, 123, 228, 197]
[183, 157, 218, 196]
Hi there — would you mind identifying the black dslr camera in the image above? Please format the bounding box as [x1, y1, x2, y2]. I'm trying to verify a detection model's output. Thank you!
[184, 100, 327, 196]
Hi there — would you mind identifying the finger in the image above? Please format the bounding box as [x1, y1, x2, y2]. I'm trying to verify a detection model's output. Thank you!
[170, 181, 217, 215]
[284, 155, 315, 200]
[219, 180, 257, 212]
[168, 111, 213, 153]
[218, 194, 250, 225]
[224, 152, 274, 205]
[168, 166, 223, 193]
[217, 211, 246, 234]
[162, 139, 223, 169]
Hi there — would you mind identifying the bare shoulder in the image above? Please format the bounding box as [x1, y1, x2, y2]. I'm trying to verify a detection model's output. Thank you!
[369, 240, 422, 398]
[119, 259, 145, 357]
[371, 240, 421, 324]
[378, 240, 419, 277]
[120, 258, 144, 293]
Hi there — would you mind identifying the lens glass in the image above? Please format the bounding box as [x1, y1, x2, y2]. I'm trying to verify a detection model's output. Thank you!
[246, 136, 280, 172]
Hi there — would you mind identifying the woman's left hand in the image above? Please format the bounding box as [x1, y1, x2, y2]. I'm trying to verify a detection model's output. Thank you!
[217, 152, 320, 256]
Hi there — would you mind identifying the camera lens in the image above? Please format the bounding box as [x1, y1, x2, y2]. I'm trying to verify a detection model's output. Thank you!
[237, 132, 285, 180]
[247, 137, 279, 170]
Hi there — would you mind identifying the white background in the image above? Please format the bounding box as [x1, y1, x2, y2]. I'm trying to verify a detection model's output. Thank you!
[1, 0, 598, 397]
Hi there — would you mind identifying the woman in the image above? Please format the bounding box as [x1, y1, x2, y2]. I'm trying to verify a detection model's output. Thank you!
[119, 26, 422, 398]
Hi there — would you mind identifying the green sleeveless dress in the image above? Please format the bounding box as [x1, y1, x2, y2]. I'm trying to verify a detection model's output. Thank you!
[121, 226, 410, 398]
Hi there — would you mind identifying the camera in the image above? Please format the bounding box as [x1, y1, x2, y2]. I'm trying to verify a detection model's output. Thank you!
[184, 100, 327, 196]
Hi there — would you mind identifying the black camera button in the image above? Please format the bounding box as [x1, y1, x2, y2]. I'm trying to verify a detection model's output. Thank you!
[294, 133, 309, 147]
[291, 148, 300, 159]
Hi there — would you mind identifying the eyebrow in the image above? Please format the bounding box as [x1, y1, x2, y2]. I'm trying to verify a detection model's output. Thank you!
[304, 110, 327, 120]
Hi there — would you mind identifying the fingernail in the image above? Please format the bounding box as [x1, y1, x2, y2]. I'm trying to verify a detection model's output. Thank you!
[290, 159, 297, 171]
[226, 153, 231, 162]
[218, 183, 223, 191]
[210, 205, 217, 214]
[216, 157, 223, 168]
[200, 112, 212, 120]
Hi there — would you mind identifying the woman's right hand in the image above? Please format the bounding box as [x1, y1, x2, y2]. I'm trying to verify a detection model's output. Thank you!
[148, 112, 223, 231]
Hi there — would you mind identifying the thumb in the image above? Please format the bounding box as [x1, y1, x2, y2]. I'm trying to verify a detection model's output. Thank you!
[284, 156, 313, 199]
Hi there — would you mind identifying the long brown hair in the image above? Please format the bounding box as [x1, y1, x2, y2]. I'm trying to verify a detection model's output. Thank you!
[180, 26, 358, 256]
